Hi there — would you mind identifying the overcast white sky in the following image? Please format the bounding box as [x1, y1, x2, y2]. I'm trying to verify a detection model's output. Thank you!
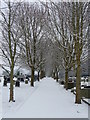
[0, 0, 61, 10]
[0, 0, 89, 9]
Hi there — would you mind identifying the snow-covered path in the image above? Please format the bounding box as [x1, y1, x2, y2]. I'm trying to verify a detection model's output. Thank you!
[4, 77, 88, 118]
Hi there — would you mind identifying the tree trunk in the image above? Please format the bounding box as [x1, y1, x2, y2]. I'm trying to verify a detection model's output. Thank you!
[9, 66, 15, 102]
[56, 69, 58, 82]
[54, 67, 57, 79]
[31, 66, 34, 87]
[53, 71, 55, 79]
[65, 69, 68, 90]
[38, 71, 40, 82]
[75, 59, 81, 104]
[40, 70, 45, 79]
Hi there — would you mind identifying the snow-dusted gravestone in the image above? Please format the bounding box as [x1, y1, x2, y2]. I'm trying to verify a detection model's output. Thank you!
[25, 80, 28, 84]
[15, 81, 20, 87]
[3, 80, 7, 86]
[7, 77, 10, 83]
[21, 78, 24, 82]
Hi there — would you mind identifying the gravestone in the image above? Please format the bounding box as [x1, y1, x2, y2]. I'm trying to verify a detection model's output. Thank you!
[7, 77, 10, 83]
[15, 80, 20, 87]
[21, 78, 24, 82]
[17, 78, 20, 81]
[3, 80, 7, 86]
[25, 80, 28, 84]
[26, 76, 29, 81]
[34, 75, 38, 81]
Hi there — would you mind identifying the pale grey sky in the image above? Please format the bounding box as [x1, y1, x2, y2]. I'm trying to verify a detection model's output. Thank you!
[0, 0, 89, 8]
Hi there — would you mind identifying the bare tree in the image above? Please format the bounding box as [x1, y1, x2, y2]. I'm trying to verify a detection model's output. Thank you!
[70, 2, 89, 104]
[44, 2, 75, 89]
[18, 2, 46, 86]
[35, 38, 46, 80]
[0, 0, 21, 102]
[50, 1, 88, 103]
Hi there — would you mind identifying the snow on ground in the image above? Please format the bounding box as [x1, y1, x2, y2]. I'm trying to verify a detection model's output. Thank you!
[0, 80, 2, 120]
[84, 99, 90, 103]
[2, 80, 40, 118]
[82, 98, 90, 105]
[2, 77, 88, 118]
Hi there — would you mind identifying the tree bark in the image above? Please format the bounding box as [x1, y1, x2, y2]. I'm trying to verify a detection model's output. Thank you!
[31, 66, 34, 87]
[65, 69, 68, 90]
[56, 68, 58, 82]
[75, 59, 81, 104]
[52, 71, 55, 79]
[9, 66, 15, 102]
[40, 70, 45, 79]
[38, 71, 40, 81]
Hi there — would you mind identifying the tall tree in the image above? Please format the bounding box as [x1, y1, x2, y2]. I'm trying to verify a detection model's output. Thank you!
[45, 2, 75, 89]
[71, 2, 89, 104]
[0, 0, 21, 102]
[19, 2, 46, 86]
[62, 2, 88, 103]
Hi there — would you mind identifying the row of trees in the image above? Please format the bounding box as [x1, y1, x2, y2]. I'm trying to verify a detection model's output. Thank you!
[0, 0, 89, 104]
[46, 2, 89, 104]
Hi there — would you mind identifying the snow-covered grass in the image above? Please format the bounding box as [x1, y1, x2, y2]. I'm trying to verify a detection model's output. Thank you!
[82, 98, 90, 105]
[2, 80, 40, 118]
[0, 79, 2, 120]
[1, 77, 88, 118]
[83, 99, 90, 103]
[0, 76, 39, 119]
